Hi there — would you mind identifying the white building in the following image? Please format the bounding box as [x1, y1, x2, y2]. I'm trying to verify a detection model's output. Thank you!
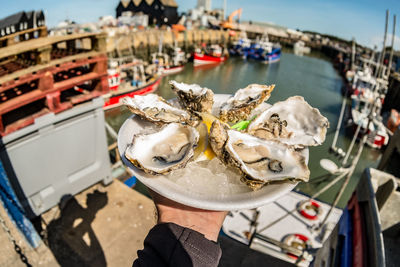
[197, 0, 211, 11]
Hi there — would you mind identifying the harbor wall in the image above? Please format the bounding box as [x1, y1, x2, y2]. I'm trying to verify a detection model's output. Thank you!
[106, 29, 233, 59]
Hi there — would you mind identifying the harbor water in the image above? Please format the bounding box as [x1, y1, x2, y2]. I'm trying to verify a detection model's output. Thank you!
[105, 52, 382, 208]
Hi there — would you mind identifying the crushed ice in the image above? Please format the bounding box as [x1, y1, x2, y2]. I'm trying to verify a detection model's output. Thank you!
[167, 158, 251, 195]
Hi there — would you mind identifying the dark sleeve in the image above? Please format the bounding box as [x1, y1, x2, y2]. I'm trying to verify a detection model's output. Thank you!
[133, 223, 222, 267]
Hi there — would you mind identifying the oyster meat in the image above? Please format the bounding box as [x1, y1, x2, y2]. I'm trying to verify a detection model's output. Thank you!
[125, 123, 199, 175]
[210, 120, 310, 190]
[247, 96, 329, 147]
[219, 84, 275, 123]
[169, 80, 214, 114]
[122, 94, 193, 125]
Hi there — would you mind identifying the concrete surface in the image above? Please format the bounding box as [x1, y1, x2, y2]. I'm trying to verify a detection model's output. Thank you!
[0, 201, 57, 267]
[41, 180, 156, 266]
[0, 179, 156, 267]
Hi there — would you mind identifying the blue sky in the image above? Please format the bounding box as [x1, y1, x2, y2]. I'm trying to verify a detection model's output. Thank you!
[0, 0, 399, 48]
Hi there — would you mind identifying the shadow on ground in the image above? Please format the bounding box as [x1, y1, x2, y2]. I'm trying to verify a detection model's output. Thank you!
[46, 190, 108, 267]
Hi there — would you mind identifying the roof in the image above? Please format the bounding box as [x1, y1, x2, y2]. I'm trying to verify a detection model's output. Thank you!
[120, 0, 131, 8]
[132, 0, 141, 6]
[145, 0, 154, 5]
[26, 11, 34, 20]
[0, 11, 26, 29]
[160, 0, 178, 7]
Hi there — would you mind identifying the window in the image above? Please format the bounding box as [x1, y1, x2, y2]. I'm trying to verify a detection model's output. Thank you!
[24, 22, 28, 30]
[11, 25, 15, 33]
[6, 27, 10, 34]
[20, 23, 23, 31]
[1, 29, 4, 36]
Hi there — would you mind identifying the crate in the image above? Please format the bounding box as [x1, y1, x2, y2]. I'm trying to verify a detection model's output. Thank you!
[0, 97, 112, 217]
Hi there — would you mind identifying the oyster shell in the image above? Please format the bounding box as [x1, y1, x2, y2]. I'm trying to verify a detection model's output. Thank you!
[122, 94, 193, 125]
[247, 96, 329, 147]
[219, 84, 275, 123]
[169, 80, 214, 114]
[125, 123, 199, 175]
[209, 120, 310, 190]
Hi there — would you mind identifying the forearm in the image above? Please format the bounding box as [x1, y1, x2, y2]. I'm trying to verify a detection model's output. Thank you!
[133, 223, 222, 267]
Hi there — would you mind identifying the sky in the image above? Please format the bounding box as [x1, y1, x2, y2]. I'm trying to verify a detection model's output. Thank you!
[0, 0, 399, 49]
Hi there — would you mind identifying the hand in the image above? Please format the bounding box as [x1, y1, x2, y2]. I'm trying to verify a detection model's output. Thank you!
[150, 190, 228, 242]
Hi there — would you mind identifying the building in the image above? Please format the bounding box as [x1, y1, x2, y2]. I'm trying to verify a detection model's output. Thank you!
[0, 10, 47, 47]
[116, 0, 179, 25]
[197, 0, 212, 11]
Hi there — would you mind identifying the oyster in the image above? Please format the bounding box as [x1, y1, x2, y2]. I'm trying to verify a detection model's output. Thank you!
[248, 96, 329, 147]
[125, 123, 199, 175]
[219, 84, 275, 123]
[169, 80, 214, 114]
[122, 94, 193, 125]
[209, 120, 310, 190]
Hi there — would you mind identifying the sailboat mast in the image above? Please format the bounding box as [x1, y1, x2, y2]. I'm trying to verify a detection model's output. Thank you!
[376, 9, 389, 79]
[387, 14, 397, 77]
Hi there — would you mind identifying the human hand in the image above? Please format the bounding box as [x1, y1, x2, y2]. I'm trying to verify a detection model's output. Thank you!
[150, 190, 228, 242]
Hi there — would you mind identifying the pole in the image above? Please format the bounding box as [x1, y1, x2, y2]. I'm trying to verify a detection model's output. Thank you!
[375, 10, 389, 78]
[387, 14, 397, 77]
[351, 38, 356, 70]
[223, 0, 227, 20]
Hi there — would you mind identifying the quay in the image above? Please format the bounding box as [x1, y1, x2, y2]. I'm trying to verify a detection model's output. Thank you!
[106, 28, 232, 59]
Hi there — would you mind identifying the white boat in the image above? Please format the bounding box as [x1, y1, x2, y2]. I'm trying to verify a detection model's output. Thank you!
[223, 191, 343, 266]
[293, 41, 311, 56]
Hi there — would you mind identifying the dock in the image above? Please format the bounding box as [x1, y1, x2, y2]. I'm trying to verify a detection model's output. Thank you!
[0, 180, 156, 266]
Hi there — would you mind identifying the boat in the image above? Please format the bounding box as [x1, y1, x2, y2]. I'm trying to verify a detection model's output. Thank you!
[293, 40, 311, 56]
[104, 57, 161, 109]
[151, 47, 187, 75]
[193, 44, 227, 65]
[221, 165, 387, 267]
[348, 71, 389, 149]
[239, 35, 282, 64]
[229, 32, 252, 57]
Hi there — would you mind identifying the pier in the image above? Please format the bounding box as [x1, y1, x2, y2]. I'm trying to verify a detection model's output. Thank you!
[106, 28, 233, 59]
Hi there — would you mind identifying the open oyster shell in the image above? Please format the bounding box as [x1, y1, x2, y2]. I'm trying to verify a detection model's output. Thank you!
[169, 80, 214, 114]
[209, 120, 310, 190]
[247, 96, 329, 147]
[122, 94, 194, 125]
[125, 123, 199, 175]
[219, 84, 275, 123]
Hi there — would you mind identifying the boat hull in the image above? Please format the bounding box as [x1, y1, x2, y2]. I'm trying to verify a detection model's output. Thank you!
[193, 53, 227, 65]
[103, 77, 162, 109]
[162, 65, 184, 75]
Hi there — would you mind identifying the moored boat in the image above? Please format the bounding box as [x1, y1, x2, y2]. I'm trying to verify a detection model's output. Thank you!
[193, 45, 227, 65]
[105, 57, 161, 109]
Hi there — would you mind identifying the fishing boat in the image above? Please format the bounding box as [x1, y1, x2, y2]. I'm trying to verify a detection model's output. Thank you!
[151, 47, 187, 75]
[105, 57, 161, 109]
[229, 32, 252, 57]
[193, 45, 227, 65]
[242, 35, 282, 64]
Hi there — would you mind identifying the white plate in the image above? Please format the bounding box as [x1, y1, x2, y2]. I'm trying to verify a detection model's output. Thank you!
[118, 94, 308, 211]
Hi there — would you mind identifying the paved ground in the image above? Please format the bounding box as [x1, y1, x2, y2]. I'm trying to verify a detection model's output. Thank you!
[0, 200, 57, 266]
[1, 180, 156, 266]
